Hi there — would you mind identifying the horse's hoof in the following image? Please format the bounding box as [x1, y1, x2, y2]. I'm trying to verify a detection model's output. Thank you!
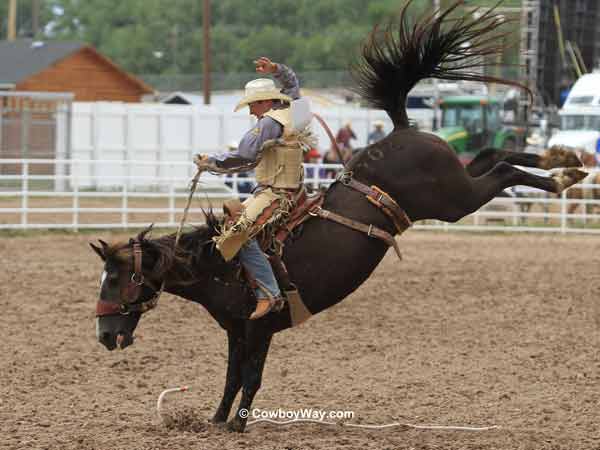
[539, 145, 583, 169]
[226, 418, 247, 433]
[210, 414, 228, 425]
[553, 168, 588, 194]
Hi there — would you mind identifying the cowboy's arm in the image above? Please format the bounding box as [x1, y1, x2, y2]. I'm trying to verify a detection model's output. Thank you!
[255, 56, 299, 100]
[202, 117, 282, 170]
[273, 63, 300, 100]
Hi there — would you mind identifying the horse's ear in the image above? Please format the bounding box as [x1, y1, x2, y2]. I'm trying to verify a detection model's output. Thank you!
[89, 242, 106, 261]
[137, 224, 154, 242]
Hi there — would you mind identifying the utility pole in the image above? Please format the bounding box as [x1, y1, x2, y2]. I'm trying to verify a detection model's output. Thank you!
[32, 0, 40, 37]
[8, 0, 17, 40]
[432, 0, 440, 130]
[203, 0, 211, 105]
[519, 0, 540, 125]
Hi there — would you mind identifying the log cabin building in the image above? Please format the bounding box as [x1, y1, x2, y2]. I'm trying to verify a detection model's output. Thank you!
[0, 39, 153, 101]
[0, 40, 153, 175]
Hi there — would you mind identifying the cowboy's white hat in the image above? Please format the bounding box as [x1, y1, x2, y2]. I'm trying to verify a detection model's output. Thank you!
[373, 120, 385, 127]
[234, 78, 292, 112]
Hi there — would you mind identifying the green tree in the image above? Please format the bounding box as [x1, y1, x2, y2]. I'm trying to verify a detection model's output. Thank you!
[0, 0, 53, 39]
[43, 0, 521, 84]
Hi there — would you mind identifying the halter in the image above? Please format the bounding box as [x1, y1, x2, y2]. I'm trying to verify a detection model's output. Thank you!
[95, 238, 163, 317]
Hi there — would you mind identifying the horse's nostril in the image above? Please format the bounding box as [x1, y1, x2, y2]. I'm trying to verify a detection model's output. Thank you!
[99, 332, 116, 350]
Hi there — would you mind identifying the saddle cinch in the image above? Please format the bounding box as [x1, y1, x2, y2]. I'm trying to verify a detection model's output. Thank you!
[222, 186, 324, 327]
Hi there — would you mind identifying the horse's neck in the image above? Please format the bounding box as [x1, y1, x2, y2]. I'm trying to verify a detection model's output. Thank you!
[153, 235, 251, 318]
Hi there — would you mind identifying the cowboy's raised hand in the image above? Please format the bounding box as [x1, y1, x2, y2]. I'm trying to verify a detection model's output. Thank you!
[254, 57, 278, 74]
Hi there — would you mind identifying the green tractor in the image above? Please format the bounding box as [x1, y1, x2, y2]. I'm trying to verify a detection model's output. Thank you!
[433, 96, 523, 164]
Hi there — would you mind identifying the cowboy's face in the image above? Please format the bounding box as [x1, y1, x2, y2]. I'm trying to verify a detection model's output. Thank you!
[249, 100, 273, 118]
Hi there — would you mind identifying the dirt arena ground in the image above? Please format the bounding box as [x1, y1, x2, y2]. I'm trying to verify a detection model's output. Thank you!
[2, 231, 599, 450]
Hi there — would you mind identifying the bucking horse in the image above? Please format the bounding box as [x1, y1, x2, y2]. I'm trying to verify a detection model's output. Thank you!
[91, 1, 586, 432]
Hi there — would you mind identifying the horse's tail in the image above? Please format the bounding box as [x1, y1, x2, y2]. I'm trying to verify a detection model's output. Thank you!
[351, 0, 531, 130]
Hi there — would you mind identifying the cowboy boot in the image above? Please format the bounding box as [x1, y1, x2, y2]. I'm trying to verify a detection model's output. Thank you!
[249, 297, 284, 320]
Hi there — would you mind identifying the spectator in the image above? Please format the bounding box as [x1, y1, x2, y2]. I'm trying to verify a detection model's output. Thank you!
[336, 122, 356, 156]
[304, 147, 321, 164]
[368, 120, 386, 145]
[322, 147, 343, 179]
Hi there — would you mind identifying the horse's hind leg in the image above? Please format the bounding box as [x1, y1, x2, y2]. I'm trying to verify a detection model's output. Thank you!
[428, 162, 586, 223]
[466, 146, 582, 177]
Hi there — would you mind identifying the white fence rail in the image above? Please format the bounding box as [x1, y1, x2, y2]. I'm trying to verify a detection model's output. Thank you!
[2, 158, 600, 233]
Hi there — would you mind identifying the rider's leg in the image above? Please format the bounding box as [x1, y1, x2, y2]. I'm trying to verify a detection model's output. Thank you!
[239, 238, 281, 320]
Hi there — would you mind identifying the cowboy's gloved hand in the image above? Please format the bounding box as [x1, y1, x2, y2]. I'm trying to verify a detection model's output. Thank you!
[193, 154, 213, 170]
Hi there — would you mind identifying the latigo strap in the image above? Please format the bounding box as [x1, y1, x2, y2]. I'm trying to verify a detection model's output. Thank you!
[309, 206, 403, 260]
[339, 174, 412, 233]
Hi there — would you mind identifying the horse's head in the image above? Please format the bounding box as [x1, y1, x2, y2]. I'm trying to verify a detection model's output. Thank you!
[90, 216, 222, 351]
[90, 227, 166, 351]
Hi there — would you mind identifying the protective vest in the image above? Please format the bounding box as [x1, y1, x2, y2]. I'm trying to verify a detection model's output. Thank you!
[255, 108, 304, 189]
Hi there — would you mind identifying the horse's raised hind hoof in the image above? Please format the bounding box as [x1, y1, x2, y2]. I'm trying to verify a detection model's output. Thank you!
[539, 145, 583, 170]
[552, 168, 588, 194]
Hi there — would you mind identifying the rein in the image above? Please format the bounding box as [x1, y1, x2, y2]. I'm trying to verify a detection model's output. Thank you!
[313, 113, 347, 169]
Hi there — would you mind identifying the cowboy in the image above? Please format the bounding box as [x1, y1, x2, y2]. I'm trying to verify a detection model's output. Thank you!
[368, 120, 386, 145]
[194, 57, 308, 320]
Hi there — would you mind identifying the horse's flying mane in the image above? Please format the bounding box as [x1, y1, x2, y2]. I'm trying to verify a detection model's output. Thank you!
[351, 0, 531, 129]
[104, 210, 226, 284]
[142, 209, 226, 283]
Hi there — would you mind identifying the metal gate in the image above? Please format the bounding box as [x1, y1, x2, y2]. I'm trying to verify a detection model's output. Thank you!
[0, 91, 73, 190]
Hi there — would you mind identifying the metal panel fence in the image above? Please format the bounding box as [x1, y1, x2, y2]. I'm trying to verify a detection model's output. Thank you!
[0, 92, 73, 191]
[1, 158, 600, 233]
[69, 101, 401, 175]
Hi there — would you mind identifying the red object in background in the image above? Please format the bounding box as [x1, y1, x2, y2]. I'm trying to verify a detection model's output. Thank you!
[305, 148, 321, 160]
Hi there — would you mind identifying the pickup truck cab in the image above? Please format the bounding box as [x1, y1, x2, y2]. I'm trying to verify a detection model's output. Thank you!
[548, 72, 600, 160]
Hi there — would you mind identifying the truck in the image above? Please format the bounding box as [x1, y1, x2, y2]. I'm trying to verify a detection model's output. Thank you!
[432, 95, 523, 163]
[547, 71, 600, 159]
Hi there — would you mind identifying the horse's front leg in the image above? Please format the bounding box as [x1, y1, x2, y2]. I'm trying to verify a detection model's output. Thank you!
[212, 327, 244, 424]
[227, 329, 273, 432]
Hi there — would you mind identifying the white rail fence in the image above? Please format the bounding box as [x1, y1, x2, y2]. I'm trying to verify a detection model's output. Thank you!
[2, 158, 600, 233]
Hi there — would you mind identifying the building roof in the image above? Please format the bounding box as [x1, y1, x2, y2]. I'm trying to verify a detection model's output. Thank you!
[0, 39, 153, 94]
[161, 91, 205, 105]
[0, 39, 85, 84]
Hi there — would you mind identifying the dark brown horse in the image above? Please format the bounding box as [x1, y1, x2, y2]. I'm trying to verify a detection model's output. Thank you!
[91, 1, 586, 432]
